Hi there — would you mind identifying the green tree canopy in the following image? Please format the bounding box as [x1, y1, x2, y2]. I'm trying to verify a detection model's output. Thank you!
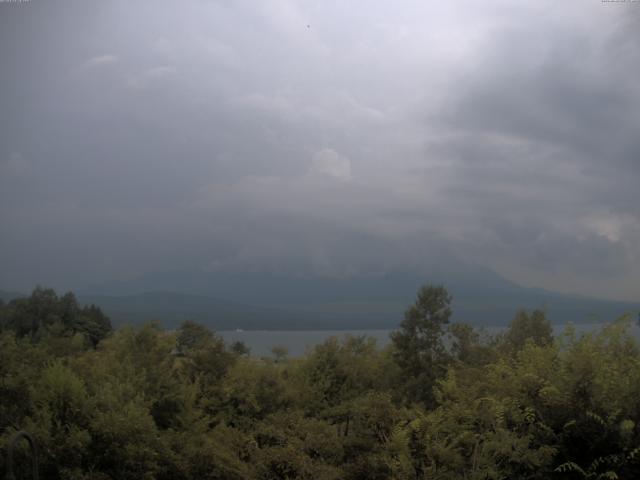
[503, 309, 553, 352]
[391, 285, 452, 406]
[0, 287, 111, 347]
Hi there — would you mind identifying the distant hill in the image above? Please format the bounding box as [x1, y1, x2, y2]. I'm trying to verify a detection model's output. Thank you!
[0, 290, 25, 303]
[74, 268, 639, 329]
[77, 292, 322, 330]
[4, 264, 637, 330]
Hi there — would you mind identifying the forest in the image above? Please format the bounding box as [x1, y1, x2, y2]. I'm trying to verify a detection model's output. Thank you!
[1, 286, 640, 479]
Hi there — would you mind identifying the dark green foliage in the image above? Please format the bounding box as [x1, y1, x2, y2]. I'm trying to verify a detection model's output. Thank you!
[177, 320, 214, 353]
[1, 286, 639, 479]
[231, 340, 251, 356]
[391, 285, 452, 406]
[503, 308, 553, 352]
[0, 287, 112, 347]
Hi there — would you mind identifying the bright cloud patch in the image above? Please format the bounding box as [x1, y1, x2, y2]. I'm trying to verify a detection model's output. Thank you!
[83, 54, 118, 68]
[312, 149, 352, 182]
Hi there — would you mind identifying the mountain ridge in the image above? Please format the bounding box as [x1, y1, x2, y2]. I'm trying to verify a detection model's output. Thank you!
[5, 264, 637, 329]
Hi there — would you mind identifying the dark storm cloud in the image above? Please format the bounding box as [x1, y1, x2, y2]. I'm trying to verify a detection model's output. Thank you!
[0, 0, 638, 300]
[411, 2, 640, 296]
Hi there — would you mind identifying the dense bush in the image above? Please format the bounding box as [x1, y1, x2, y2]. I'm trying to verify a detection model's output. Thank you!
[1, 287, 639, 479]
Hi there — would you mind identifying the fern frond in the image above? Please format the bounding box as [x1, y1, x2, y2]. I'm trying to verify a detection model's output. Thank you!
[586, 411, 607, 429]
[555, 461, 588, 477]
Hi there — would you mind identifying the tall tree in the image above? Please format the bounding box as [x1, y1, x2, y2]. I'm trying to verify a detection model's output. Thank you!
[503, 309, 553, 352]
[2, 287, 111, 346]
[391, 285, 452, 406]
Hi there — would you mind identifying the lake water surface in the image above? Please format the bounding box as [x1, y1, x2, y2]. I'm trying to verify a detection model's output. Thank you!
[219, 322, 640, 357]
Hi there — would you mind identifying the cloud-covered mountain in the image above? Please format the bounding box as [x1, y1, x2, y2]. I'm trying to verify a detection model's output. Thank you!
[1, 1, 639, 303]
[78, 266, 639, 330]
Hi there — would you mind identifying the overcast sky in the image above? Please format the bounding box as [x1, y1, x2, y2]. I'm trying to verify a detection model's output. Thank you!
[0, 0, 639, 301]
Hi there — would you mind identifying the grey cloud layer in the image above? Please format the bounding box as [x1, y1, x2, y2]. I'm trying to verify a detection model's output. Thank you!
[0, 0, 638, 300]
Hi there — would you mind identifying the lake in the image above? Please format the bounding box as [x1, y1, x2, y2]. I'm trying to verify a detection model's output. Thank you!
[219, 322, 640, 357]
